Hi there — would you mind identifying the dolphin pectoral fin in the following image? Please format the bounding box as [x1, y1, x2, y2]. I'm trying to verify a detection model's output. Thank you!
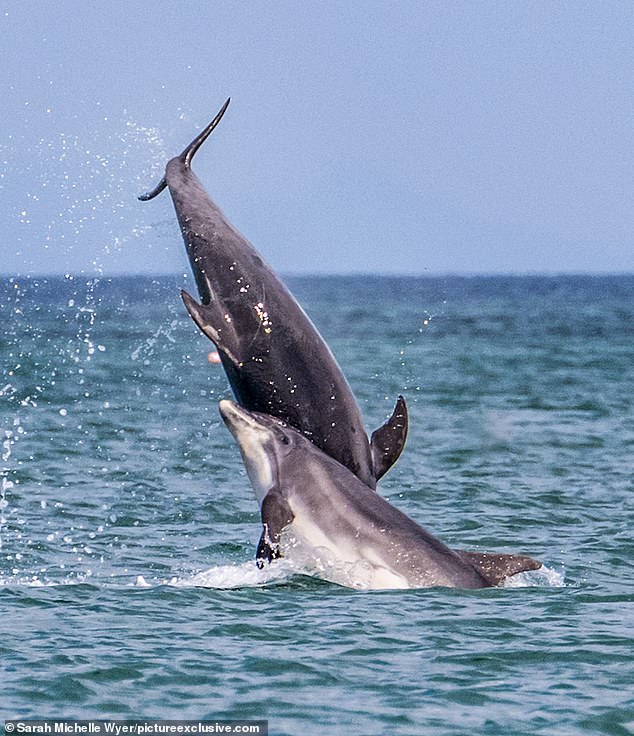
[370, 395, 409, 481]
[181, 289, 242, 366]
[255, 489, 295, 568]
[181, 289, 222, 343]
[456, 550, 542, 586]
[256, 529, 281, 568]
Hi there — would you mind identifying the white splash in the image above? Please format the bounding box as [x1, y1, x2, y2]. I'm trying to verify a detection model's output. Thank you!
[165, 559, 297, 589]
[144, 555, 566, 592]
[0, 559, 565, 592]
[502, 564, 565, 588]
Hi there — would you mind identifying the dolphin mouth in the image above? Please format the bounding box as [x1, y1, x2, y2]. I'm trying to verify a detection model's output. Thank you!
[219, 399, 265, 439]
[219, 398, 247, 426]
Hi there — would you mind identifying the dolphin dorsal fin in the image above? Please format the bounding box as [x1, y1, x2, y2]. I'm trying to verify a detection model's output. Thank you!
[256, 488, 295, 568]
[456, 551, 542, 586]
[370, 395, 408, 481]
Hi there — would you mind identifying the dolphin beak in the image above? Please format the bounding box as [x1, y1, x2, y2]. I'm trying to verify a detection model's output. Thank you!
[219, 400, 277, 502]
[219, 399, 259, 438]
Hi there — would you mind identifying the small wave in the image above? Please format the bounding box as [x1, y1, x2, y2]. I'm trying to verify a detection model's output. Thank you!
[0, 575, 51, 587]
[0, 572, 94, 588]
[502, 564, 565, 588]
[135, 559, 298, 590]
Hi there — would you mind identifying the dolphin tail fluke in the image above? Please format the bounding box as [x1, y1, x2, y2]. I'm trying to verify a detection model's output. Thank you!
[180, 97, 231, 167]
[456, 550, 542, 586]
[256, 488, 295, 568]
[370, 395, 409, 481]
[137, 97, 230, 201]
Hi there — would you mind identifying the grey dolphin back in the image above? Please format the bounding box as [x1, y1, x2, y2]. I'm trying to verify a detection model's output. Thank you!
[139, 99, 408, 488]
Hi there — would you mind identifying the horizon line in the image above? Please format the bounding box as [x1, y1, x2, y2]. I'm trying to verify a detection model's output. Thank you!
[1, 270, 633, 280]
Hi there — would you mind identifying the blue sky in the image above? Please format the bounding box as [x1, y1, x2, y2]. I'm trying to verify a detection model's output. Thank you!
[2, 1, 632, 275]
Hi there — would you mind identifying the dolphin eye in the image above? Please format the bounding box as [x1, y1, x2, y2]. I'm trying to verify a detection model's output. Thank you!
[279, 434, 290, 445]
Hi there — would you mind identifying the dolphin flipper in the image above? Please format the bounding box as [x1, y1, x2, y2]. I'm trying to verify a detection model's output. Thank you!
[181, 289, 243, 366]
[370, 395, 408, 481]
[456, 551, 542, 586]
[256, 488, 295, 568]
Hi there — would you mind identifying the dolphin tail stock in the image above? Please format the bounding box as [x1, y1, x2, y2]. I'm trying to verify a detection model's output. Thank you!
[456, 550, 542, 586]
[137, 97, 231, 201]
[370, 395, 409, 481]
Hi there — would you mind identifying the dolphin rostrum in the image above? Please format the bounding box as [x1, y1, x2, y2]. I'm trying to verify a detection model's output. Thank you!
[139, 99, 407, 489]
[219, 399, 542, 590]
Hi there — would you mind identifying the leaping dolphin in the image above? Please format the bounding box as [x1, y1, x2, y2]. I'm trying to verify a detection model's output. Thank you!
[219, 399, 542, 590]
[139, 99, 406, 489]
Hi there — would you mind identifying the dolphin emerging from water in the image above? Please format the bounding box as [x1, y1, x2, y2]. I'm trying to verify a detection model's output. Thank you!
[139, 99, 406, 489]
[219, 399, 542, 590]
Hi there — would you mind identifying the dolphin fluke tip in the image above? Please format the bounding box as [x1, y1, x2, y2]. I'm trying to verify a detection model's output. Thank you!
[138, 176, 168, 202]
[181, 97, 231, 167]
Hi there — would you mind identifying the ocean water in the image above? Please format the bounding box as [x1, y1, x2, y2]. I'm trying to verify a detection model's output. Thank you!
[1, 274, 633, 735]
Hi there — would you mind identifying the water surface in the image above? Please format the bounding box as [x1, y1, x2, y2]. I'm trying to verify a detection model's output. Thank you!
[1, 275, 632, 735]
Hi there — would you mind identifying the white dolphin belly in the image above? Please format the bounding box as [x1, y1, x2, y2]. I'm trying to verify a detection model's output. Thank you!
[281, 505, 411, 590]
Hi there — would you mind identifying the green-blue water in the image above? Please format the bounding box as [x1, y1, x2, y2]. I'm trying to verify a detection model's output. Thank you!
[1, 274, 633, 735]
